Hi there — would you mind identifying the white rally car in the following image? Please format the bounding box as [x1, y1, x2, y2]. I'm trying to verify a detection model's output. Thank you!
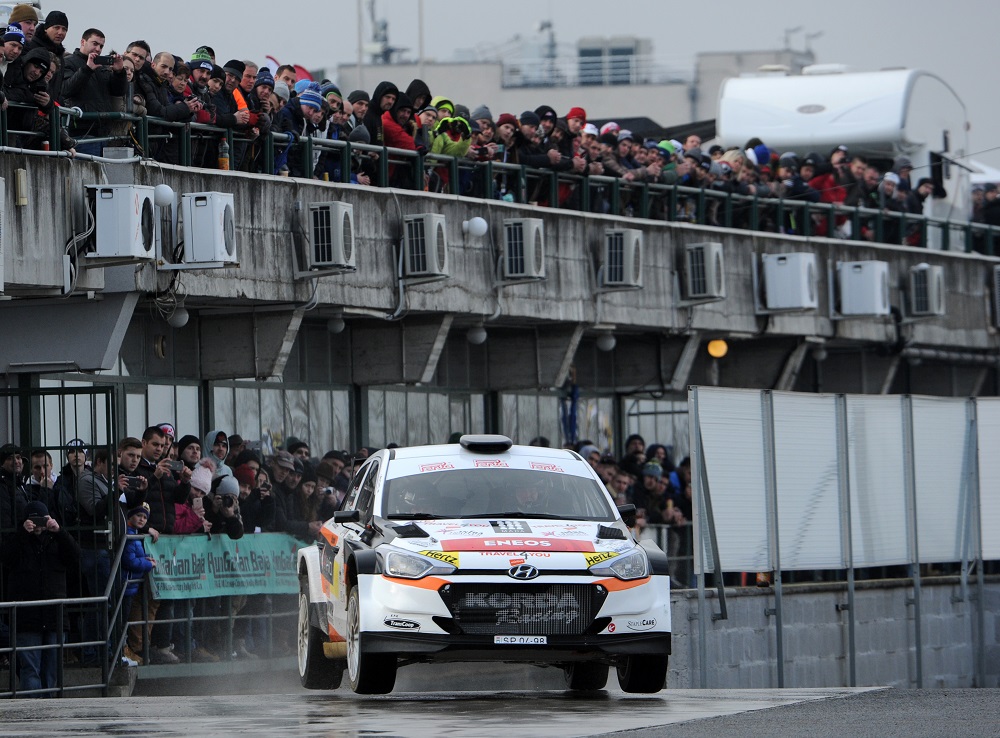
[296, 435, 671, 694]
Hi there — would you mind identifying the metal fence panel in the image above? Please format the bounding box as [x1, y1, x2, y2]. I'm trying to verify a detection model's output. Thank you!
[975, 398, 1000, 560]
[697, 388, 769, 571]
[911, 397, 968, 563]
[846, 395, 910, 567]
[773, 392, 844, 570]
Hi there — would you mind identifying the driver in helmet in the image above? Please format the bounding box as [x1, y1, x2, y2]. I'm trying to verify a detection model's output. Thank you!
[396, 483, 439, 516]
[510, 476, 548, 512]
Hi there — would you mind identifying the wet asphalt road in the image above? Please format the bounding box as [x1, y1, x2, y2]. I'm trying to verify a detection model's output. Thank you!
[2, 685, 998, 737]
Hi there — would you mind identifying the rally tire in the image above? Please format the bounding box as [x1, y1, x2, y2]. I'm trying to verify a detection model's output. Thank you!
[346, 585, 396, 694]
[563, 662, 609, 691]
[616, 654, 668, 693]
[298, 585, 344, 689]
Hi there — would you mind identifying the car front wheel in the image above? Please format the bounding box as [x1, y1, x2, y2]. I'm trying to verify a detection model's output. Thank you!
[346, 585, 397, 694]
[563, 662, 609, 690]
[617, 653, 668, 693]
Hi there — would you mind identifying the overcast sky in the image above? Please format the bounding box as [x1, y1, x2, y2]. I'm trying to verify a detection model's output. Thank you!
[38, 0, 1000, 166]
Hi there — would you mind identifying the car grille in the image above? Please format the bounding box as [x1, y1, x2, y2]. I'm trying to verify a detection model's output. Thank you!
[438, 583, 607, 636]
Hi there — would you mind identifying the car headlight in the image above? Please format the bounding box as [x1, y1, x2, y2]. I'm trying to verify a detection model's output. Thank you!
[589, 549, 648, 581]
[379, 548, 456, 579]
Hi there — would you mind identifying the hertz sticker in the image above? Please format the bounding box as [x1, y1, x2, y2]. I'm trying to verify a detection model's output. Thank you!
[584, 551, 619, 567]
[420, 550, 460, 567]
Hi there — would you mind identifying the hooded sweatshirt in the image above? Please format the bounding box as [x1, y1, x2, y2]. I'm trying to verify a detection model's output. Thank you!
[362, 80, 398, 148]
[202, 429, 234, 478]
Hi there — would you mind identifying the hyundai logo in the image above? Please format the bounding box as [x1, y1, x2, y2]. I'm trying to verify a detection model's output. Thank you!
[507, 564, 540, 580]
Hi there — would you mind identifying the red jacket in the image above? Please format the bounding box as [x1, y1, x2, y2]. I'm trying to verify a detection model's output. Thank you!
[381, 110, 416, 151]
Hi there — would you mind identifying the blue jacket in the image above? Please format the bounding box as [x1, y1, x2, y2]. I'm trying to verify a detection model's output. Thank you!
[122, 526, 154, 596]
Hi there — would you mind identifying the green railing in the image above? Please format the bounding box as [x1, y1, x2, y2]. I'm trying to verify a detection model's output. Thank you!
[2, 105, 997, 254]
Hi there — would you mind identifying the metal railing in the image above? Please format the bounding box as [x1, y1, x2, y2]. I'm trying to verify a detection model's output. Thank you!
[2, 104, 997, 254]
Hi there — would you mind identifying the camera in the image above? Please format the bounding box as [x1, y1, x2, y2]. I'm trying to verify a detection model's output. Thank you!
[124, 476, 143, 490]
[93, 54, 115, 66]
[167, 460, 185, 472]
[222, 496, 236, 508]
[30, 81, 47, 94]
[28, 515, 48, 528]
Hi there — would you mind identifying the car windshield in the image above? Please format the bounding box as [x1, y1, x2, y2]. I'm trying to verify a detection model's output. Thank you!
[382, 468, 616, 521]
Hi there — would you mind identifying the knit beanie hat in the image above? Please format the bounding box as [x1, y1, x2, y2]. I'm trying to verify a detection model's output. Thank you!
[299, 88, 322, 111]
[42, 10, 68, 29]
[209, 65, 226, 81]
[347, 89, 370, 105]
[319, 82, 341, 101]
[496, 112, 517, 129]
[519, 110, 540, 127]
[7, 5, 38, 25]
[222, 59, 245, 76]
[294, 79, 312, 95]
[24, 500, 49, 519]
[430, 96, 454, 114]
[215, 475, 240, 497]
[190, 458, 215, 494]
[470, 104, 492, 123]
[3, 25, 25, 45]
[273, 80, 290, 102]
[126, 502, 150, 520]
[176, 434, 201, 460]
[254, 68, 275, 90]
[189, 47, 212, 63]
[348, 124, 370, 144]
[566, 106, 586, 123]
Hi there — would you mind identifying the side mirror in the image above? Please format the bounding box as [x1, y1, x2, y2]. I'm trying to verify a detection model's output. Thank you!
[333, 509, 361, 524]
[617, 504, 637, 528]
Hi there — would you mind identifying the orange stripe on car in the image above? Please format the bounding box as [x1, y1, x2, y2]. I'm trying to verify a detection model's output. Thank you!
[320, 528, 339, 547]
[594, 576, 650, 591]
[381, 575, 450, 591]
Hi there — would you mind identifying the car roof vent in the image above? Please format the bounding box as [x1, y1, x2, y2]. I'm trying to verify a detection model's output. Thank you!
[459, 434, 514, 453]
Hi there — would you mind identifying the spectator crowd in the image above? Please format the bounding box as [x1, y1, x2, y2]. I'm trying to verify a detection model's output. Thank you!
[0, 6, 959, 247]
[0, 421, 362, 694]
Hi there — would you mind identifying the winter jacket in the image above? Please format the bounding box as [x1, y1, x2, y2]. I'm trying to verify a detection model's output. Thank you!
[133, 457, 185, 535]
[121, 526, 154, 596]
[0, 525, 80, 631]
[136, 64, 192, 122]
[172, 501, 205, 535]
[62, 50, 128, 138]
[24, 30, 66, 103]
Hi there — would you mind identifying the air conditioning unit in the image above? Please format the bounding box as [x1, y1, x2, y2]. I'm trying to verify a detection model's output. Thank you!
[502, 218, 545, 279]
[181, 192, 237, 266]
[837, 261, 890, 316]
[762, 252, 817, 310]
[308, 201, 355, 269]
[403, 213, 448, 277]
[909, 264, 945, 316]
[602, 228, 643, 287]
[685, 242, 725, 299]
[88, 185, 155, 259]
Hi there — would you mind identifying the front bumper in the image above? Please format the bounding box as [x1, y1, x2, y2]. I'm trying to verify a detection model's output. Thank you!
[355, 572, 671, 663]
[361, 630, 671, 662]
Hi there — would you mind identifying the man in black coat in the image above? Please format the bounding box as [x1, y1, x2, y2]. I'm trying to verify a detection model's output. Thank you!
[0, 500, 80, 696]
[61, 27, 127, 153]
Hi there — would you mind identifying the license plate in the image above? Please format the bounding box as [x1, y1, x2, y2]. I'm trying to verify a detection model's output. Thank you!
[494, 635, 547, 645]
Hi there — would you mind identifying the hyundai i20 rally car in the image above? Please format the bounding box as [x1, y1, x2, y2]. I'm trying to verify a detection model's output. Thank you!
[296, 435, 671, 694]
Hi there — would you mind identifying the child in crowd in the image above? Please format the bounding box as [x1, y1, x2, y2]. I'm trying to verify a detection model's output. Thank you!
[121, 502, 156, 663]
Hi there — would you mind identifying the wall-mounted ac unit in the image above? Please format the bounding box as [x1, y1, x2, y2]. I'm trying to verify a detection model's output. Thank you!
[762, 252, 817, 310]
[502, 218, 545, 279]
[403, 213, 448, 277]
[308, 201, 355, 269]
[602, 228, 643, 287]
[837, 261, 890, 316]
[88, 185, 155, 259]
[909, 264, 945, 316]
[685, 242, 725, 299]
[181, 192, 237, 266]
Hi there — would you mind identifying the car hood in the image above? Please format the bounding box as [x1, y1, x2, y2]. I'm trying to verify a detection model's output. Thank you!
[385, 519, 636, 569]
